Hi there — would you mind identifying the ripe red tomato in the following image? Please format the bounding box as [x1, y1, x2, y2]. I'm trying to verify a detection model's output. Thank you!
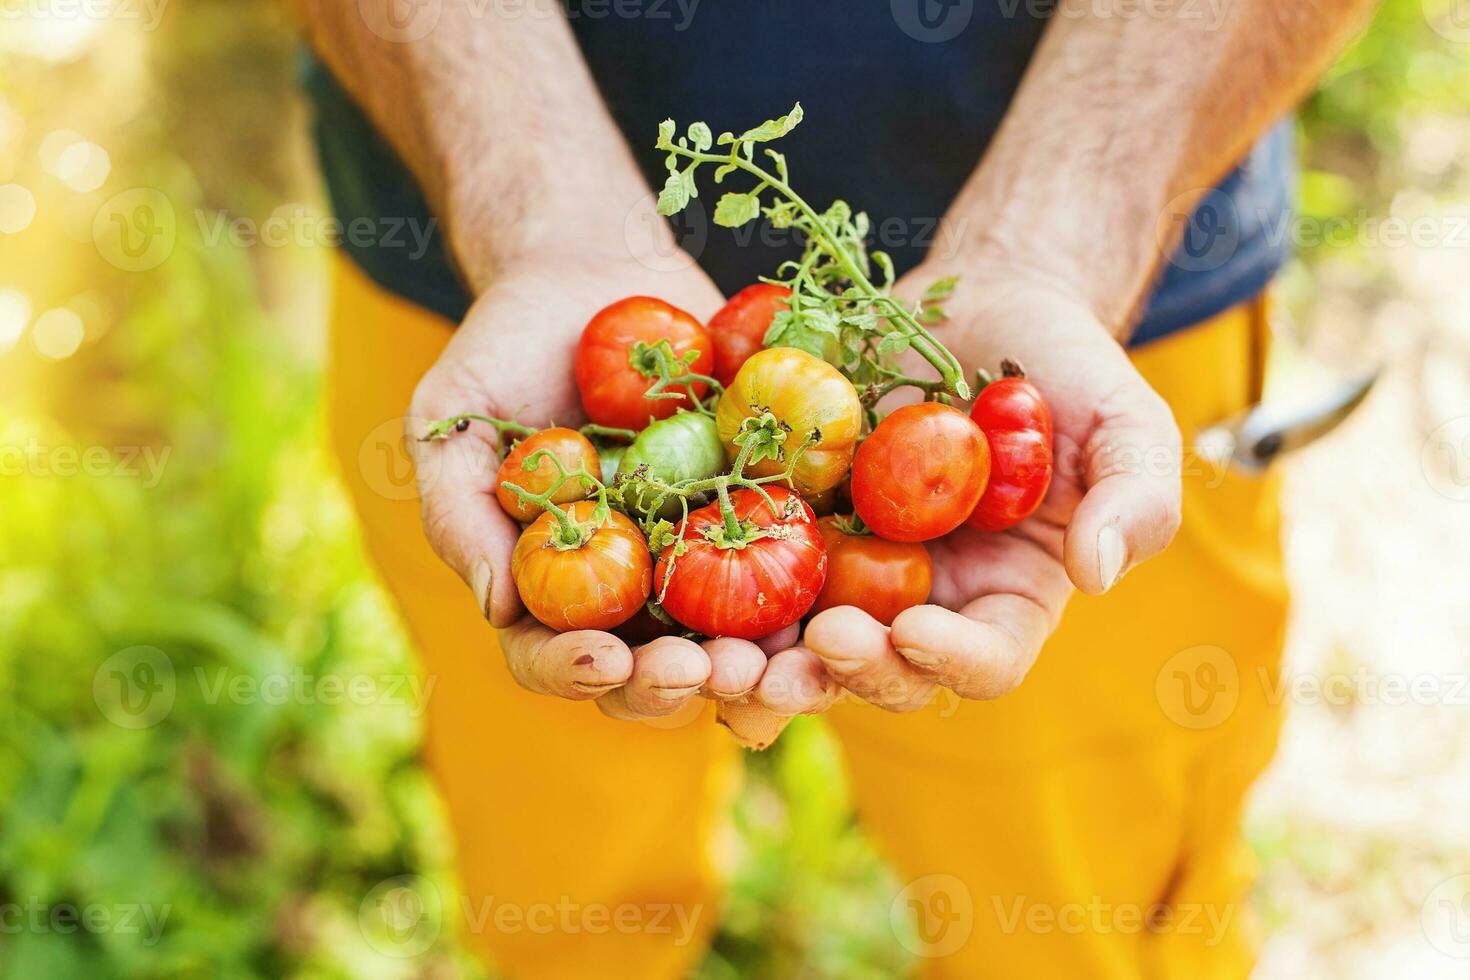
[655, 486, 826, 640]
[715, 347, 862, 496]
[495, 428, 601, 524]
[810, 517, 933, 626]
[967, 362, 1054, 531]
[511, 501, 652, 632]
[850, 403, 990, 543]
[575, 297, 714, 431]
[707, 283, 791, 386]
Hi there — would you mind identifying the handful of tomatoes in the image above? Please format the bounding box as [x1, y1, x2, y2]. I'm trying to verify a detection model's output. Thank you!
[422, 104, 1056, 643]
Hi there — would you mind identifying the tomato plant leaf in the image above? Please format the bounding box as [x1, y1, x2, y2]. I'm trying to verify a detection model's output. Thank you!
[738, 102, 804, 143]
[656, 171, 691, 215]
[714, 192, 762, 228]
[924, 276, 959, 302]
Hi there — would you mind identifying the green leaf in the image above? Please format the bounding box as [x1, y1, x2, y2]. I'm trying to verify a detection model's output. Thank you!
[923, 276, 959, 302]
[714, 192, 762, 228]
[738, 102, 804, 143]
[688, 122, 713, 152]
[657, 118, 676, 149]
[877, 332, 910, 355]
[656, 171, 691, 215]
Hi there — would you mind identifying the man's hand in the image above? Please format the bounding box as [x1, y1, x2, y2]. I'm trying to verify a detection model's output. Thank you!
[409, 246, 749, 722]
[798, 257, 1183, 709]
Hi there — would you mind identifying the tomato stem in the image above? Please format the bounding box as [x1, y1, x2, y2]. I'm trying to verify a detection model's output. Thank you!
[420, 412, 538, 443]
[578, 422, 638, 442]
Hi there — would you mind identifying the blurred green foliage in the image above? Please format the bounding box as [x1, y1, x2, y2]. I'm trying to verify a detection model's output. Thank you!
[0, 0, 1462, 977]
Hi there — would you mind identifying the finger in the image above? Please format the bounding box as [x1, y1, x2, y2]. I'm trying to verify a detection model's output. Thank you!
[754, 623, 801, 657]
[756, 646, 840, 716]
[889, 596, 1054, 700]
[700, 637, 768, 700]
[410, 386, 525, 627]
[597, 637, 712, 720]
[1064, 379, 1183, 595]
[804, 607, 936, 712]
[499, 619, 634, 699]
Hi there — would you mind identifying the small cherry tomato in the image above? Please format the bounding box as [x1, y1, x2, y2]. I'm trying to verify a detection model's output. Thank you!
[575, 296, 714, 431]
[967, 360, 1054, 531]
[850, 403, 990, 543]
[615, 411, 727, 519]
[511, 501, 652, 632]
[811, 517, 933, 626]
[656, 486, 826, 640]
[707, 283, 791, 386]
[715, 347, 862, 496]
[495, 427, 601, 524]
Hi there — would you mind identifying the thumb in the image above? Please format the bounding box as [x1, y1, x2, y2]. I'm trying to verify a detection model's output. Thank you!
[409, 401, 526, 628]
[1063, 362, 1183, 595]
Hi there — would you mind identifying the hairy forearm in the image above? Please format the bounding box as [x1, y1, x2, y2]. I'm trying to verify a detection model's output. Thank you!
[949, 0, 1378, 336]
[290, 0, 654, 290]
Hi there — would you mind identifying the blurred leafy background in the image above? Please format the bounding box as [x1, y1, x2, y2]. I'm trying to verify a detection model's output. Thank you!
[0, 1, 1468, 977]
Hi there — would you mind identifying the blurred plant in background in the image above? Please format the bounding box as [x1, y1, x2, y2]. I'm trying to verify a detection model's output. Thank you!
[0, 1, 1466, 978]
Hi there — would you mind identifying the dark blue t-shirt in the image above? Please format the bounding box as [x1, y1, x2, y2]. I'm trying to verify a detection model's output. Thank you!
[304, 1, 1292, 346]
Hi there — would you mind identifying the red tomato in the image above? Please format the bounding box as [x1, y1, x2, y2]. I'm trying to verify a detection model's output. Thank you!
[495, 428, 601, 524]
[511, 501, 652, 632]
[655, 486, 826, 640]
[850, 403, 990, 543]
[707, 284, 791, 386]
[967, 361, 1054, 531]
[575, 297, 714, 431]
[811, 517, 932, 626]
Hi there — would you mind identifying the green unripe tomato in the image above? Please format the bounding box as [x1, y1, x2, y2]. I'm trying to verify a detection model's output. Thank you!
[616, 411, 727, 519]
[598, 443, 626, 485]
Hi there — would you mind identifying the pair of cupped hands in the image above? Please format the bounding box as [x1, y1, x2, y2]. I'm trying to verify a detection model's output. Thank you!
[409, 243, 1182, 746]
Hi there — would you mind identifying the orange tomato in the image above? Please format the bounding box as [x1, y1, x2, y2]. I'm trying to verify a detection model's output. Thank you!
[811, 517, 933, 626]
[495, 428, 601, 524]
[511, 501, 652, 632]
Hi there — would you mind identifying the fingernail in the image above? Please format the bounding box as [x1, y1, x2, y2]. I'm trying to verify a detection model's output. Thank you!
[1097, 525, 1127, 592]
[471, 560, 493, 619]
[653, 685, 703, 701]
[895, 646, 945, 670]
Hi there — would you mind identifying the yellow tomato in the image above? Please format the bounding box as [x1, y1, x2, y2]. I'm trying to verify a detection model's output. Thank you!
[715, 347, 862, 495]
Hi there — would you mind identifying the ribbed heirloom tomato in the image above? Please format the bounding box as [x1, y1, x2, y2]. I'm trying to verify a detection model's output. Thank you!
[656, 486, 827, 640]
[850, 403, 991, 543]
[575, 297, 714, 431]
[715, 347, 862, 496]
[512, 501, 652, 632]
[495, 427, 601, 524]
[707, 283, 791, 386]
[967, 361, 1054, 531]
[810, 517, 933, 626]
